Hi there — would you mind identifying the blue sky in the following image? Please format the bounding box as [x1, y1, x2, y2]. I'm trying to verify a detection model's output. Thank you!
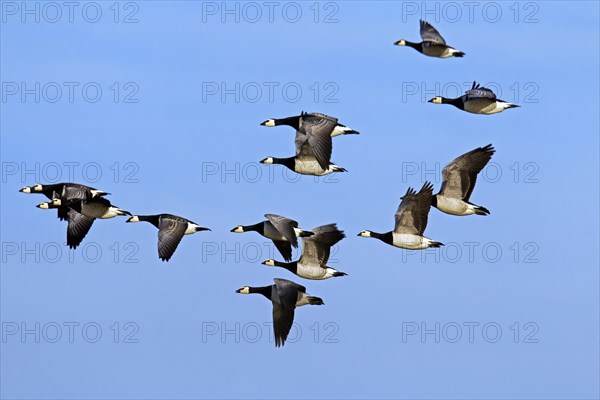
[1, 1, 599, 399]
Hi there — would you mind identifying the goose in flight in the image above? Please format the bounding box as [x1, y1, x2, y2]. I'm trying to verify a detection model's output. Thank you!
[358, 182, 443, 249]
[126, 214, 210, 261]
[260, 113, 347, 176]
[394, 20, 465, 58]
[37, 197, 130, 249]
[260, 111, 359, 137]
[236, 278, 324, 347]
[433, 144, 495, 216]
[262, 223, 347, 280]
[231, 214, 313, 262]
[20, 182, 109, 221]
[20, 182, 109, 200]
[428, 81, 520, 114]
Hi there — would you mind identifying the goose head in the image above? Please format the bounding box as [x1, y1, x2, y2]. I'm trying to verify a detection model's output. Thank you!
[236, 286, 250, 294]
[260, 119, 276, 127]
[230, 225, 245, 233]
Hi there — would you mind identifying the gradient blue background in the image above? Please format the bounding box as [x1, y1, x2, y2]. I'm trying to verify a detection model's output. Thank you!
[1, 1, 599, 399]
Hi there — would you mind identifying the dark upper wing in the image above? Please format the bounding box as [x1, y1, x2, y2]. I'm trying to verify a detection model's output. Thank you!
[62, 185, 94, 201]
[272, 278, 306, 347]
[75, 197, 113, 219]
[265, 214, 298, 246]
[300, 224, 345, 265]
[157, 216, 187, 261]
[465, 81, 496, 100]
[298, 114, 336, 170]
[272, 300, 295, 347]
[66, 209, 95, 249]
[420, 19, 446, 44]
[394, 182, 434, 235]
[274, 278, 306, 299]
[272, 240, 293, 262]
[440, 144, 495, 201]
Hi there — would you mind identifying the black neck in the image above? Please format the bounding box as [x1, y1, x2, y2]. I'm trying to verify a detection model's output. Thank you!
[249, 285, 272, 300]
[371, 231, 394, 244]
[137, 215, 161, 228]
[271, 157, 296, 170]
[243, 222, 264, 234]
[431, 195, 438, 207]
[442, 97, 464, 109]
[274, 116, 300, 130]
[406, 41, 423, 53]
[274, 260, 298, 274]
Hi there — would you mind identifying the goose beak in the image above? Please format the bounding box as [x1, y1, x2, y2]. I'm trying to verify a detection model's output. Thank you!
[427, 98, 434, 103]
[235, 288, 242, 293]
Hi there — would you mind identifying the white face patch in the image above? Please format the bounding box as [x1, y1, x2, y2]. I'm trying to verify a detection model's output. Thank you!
[260, 157, 274, 165]
[51, 199, 62, 206]
[358, 230, 371, 238]
[431, 97, 442, 104]
[37, 202, 50, 209]
[20, 187, 32, 193]
[127, 215, 140, 223]
[33, 184, 43, 191]
[232, 226, 244, 233]
[395, 39, 406, 46]
[263, 259, 276, 266]
[237, 287, 250, 294]
[263, 119, 275, 127]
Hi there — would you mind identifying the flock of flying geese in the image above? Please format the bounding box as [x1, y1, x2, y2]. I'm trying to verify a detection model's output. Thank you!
[19, 20, 518, 347]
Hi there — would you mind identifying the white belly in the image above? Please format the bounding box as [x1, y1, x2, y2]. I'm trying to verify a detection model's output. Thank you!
[296, 262, 329, 280]
[392, 233, 429, 250]
[435, 196, 475, 216]
[294, 159, 332, 176]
